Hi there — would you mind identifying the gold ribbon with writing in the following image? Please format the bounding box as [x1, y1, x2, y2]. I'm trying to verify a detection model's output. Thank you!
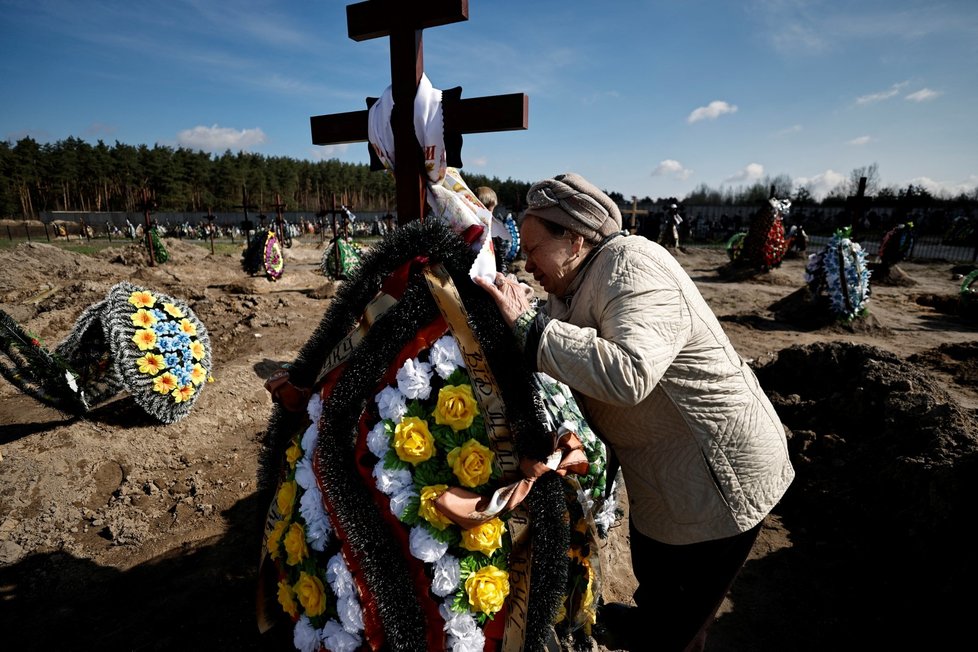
[315, 290, 398, 386]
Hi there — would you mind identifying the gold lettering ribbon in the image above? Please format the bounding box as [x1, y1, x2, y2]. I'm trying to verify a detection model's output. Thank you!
[314, 290, 398, 386]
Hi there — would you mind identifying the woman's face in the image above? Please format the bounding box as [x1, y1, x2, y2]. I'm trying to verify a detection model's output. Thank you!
[520, 215, 585, 296]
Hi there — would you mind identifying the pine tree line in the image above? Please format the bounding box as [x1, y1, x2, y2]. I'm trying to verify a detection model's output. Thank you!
[0, 136, 532, 219]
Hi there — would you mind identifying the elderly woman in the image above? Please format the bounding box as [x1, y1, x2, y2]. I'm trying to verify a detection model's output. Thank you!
[476, 172, 794, 652]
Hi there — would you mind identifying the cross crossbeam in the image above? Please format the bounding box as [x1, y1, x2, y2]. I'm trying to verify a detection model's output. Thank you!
[309, 0, 528, 225]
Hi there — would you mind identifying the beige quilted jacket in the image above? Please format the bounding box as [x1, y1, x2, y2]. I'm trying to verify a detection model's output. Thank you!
[536, 235, 794, 545]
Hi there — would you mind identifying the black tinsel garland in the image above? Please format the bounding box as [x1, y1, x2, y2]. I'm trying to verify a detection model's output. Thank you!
[259, 220, 569, 650]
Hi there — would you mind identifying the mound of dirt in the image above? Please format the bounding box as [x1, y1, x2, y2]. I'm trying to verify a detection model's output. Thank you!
[755, 341, 977, 646]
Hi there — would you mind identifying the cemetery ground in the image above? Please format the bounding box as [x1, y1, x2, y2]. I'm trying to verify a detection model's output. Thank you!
[0, 235, 975, 651]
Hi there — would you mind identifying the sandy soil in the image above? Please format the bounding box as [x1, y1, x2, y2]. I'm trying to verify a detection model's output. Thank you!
[0, 236, 975, 651]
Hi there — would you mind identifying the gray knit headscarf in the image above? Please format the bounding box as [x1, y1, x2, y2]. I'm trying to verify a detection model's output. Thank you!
[522, 172, 622, 242]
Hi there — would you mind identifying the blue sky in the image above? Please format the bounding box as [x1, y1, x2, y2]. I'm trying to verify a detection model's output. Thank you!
[2, 0, 976, 200]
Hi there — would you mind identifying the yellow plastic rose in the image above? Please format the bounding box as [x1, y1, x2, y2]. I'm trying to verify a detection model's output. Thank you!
[284, 522, 309, 566]
[294, 571, 327, 617]
[277, 579, 298, 618]
[393, 416, 435, 465]
[277, 480, 297, 518]
[267, 519, 288, 560]
[446, 439, 494, 488]
[460, 517, 506, 556]
[465, 565, 510, 615]
[418, 484, 453, 530]
[433, 384, 479, 431]
[286, 441, 303, 468]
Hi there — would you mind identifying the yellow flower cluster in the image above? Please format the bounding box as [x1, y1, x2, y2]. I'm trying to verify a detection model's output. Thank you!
[126, 290, 209, 403]
[267, 435, 336, 627]
[446, 439, 494, 488]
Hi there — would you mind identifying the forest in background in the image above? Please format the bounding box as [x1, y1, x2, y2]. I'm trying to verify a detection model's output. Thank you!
[1, 137, 976, 219]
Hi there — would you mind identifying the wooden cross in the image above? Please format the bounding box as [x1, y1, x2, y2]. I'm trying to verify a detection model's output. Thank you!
[620, 196, 648, 234]
[309, 0, 528, 226]
[846, 176, 872, 235]
[140, 188, 157, 267]
[235, 184, 260, 245]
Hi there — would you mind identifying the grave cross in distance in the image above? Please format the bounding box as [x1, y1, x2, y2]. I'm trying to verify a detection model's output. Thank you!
[309, 0, 528, 226]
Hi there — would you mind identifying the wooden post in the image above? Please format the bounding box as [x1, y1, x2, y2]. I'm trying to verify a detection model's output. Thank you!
[309, 0, 528, 226]
[24, 222, 31, 243]
[205, 207, 217, 254]
[235, 184, 259, 246]
[846, 176, 871, 237]
[141, 189, 157, 267]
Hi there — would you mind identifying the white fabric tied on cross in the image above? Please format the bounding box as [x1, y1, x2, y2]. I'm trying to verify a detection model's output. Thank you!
[367, 74, 497, 283]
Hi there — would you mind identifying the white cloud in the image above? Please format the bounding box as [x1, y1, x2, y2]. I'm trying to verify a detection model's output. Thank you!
[847, 136, 871, 146]
[177, 125, 266, 152]
[905, 88, 940, 102]
[856, 81, 908, 105]
[724, 163, 764, 184]
[687, 101, 738, 124]
[310, 144, 350, 160]
[774, 125, 802, 137]
[651, 159, 693, 180]
[904, 175, 978, 197]
[795, 169, 847, 200]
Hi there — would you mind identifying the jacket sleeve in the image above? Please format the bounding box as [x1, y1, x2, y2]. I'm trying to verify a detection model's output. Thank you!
[536, 248, 690, 406]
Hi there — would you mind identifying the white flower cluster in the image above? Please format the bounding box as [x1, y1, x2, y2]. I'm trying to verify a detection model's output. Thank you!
[291, 393, 365, 652]
[806, 232, 871, 321]
[368, 335, 483, 652]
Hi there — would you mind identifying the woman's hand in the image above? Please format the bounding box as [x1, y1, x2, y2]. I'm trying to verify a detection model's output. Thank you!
[474, 273, 532, 329]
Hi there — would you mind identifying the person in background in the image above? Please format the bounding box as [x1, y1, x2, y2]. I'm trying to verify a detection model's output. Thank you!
[477, 185, 519, 273]
[476, 172, 794, 652]
[660, 202, 684, 249]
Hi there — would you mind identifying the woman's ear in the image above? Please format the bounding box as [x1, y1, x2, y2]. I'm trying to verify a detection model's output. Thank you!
[572, 234, 585, 255]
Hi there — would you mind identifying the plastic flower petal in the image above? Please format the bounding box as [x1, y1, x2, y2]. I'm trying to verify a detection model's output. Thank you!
[189, 340, 206, 361]
[133, 328, 158, 351]
[136, 353, 166, 375]
[396, 357, 433, 400]
[128, 290, 156, 308]
[322, 620, 362, 652]
[179, 318, 197, 336]
[375, 385, 407, 422]
[162, 302, 185, 318]
[326, 554, 356, 599]
[408, 525, 448, 563]
[337, 595, 364, 634]
[189, 363, 207, 386]
[131, 308, 158, 328]
[431, 553, 461, 597]
[171, 384, 195, 403]
[152, 372, 179, 395]
[293, 616, 320, 652]
[430, 334, 465, 379]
